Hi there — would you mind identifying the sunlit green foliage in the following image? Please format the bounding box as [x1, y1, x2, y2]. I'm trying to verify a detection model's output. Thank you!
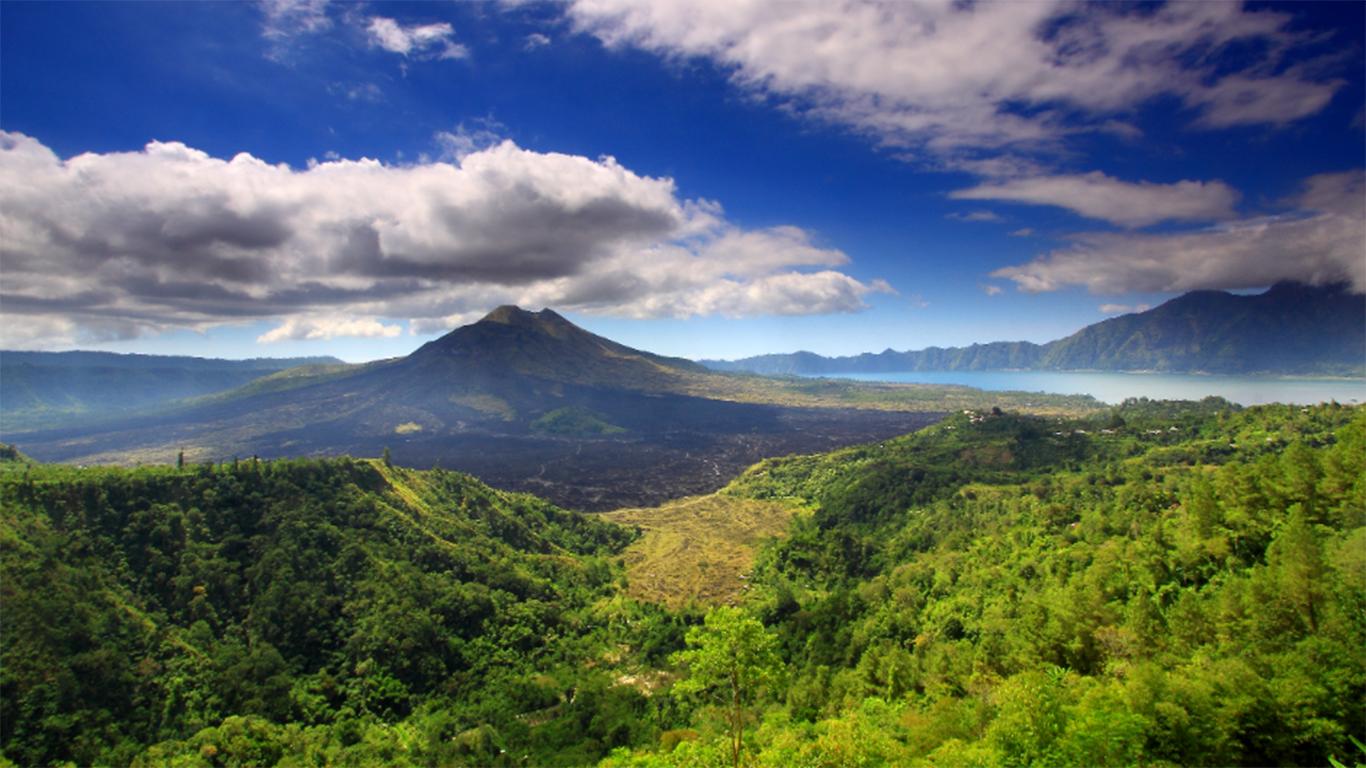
[671, 607, 781, 768]
[3, 399, 1363, 766]
[532, 406, 628, 436]
[0, 455, 674, 766]
[608, 401, 1366, 766]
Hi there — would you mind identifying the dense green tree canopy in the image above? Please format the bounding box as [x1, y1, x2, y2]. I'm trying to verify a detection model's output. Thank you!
[3, 399, 1364, 766]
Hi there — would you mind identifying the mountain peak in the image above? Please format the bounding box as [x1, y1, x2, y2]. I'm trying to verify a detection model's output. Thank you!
[408, 304, 706, 380]
[1264, 280, 1352, 299]
[480, 305, 569, 327]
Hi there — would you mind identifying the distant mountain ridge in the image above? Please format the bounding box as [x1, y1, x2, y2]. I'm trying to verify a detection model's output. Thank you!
[0, 350, 343, 370]
[0, 350, 347, 430]
[2, 305, 980, 508]
[703, 282, 1366, 376]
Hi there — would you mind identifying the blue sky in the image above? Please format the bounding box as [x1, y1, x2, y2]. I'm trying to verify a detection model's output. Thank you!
[1, 1, 1362, 361]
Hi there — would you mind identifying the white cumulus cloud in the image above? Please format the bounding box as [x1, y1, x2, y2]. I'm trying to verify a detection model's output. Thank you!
[0, 131, 890, 347]
[991, 171, 1366, 294]
[1098, 303, 1151, 315]
[261, 0, 332, 40]
[951, 172, 1240, 227]
[258, 315, 402, 343]
[366, 16, 468, 60]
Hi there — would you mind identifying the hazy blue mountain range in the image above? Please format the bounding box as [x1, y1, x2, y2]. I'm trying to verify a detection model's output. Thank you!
[703, 282, 1366, 377]
[0, 350, 343, 371]
[0, 350, 346, 430]
[5, 307, 979, 509]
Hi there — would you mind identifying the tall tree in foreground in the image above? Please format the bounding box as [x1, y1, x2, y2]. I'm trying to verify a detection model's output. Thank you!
[671, 606, 782, 768]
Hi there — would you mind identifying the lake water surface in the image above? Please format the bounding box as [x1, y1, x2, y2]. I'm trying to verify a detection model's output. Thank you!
[811, 370, 1366, 406]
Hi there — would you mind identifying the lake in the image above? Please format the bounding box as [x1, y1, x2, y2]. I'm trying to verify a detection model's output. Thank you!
[809, 370, 1366, 406]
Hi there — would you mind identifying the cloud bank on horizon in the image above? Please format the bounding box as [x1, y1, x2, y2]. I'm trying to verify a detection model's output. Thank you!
[0, 0, 1361, 351]
[0, 132, 888, 348]
[993, 171, 1366, 295]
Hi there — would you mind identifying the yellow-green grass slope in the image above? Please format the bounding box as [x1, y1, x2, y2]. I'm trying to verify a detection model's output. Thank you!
[602, 494, 801, 608]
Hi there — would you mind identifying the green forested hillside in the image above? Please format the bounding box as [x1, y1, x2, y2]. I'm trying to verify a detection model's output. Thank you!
[3, 401, 1364, 767]
[607, 400, 1366, 767]
[0, 454, 678, 767]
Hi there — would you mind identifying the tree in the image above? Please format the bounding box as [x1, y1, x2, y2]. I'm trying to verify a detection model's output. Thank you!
[1264, 505, 1328, 633]
[671, 606, 781, 768]
[382, 447, 392, 468]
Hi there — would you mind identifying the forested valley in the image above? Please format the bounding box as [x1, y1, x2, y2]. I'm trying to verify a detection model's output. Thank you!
[2, 400, 1363, 767]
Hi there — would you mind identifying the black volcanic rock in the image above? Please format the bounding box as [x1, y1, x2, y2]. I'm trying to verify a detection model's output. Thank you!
[705, 282, 1366, 376]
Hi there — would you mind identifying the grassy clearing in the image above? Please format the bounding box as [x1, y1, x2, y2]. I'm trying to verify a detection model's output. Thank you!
[449, 392, 517, 420]
[530, 406, 627, 435]
[601, 494, 799, 608]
